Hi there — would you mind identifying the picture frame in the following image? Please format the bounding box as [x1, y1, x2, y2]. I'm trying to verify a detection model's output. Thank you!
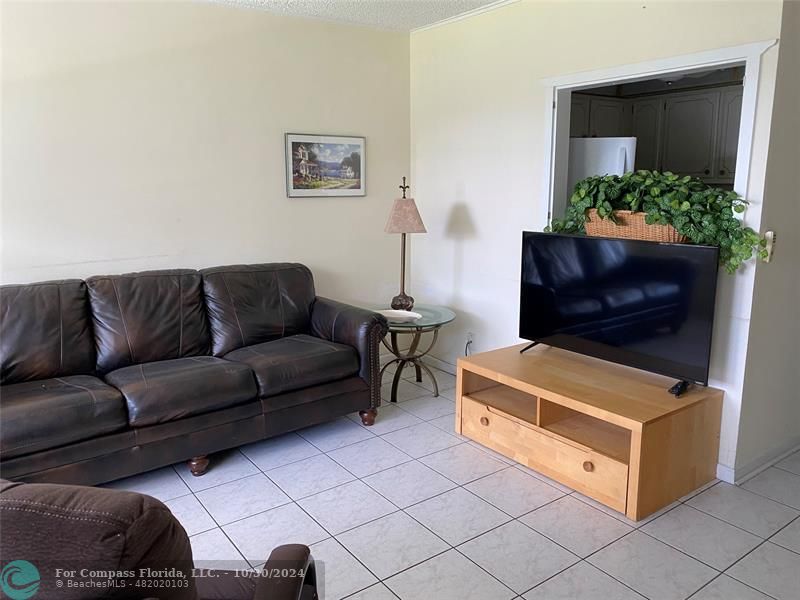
[285, 133, 366, 197]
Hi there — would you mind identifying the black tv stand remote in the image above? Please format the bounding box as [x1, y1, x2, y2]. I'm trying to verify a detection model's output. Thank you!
[519, 341, 540, 354]
[668, 380, 691, 397]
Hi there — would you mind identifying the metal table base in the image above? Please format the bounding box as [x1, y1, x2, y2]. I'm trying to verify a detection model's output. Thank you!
[380, 326, 441, 402]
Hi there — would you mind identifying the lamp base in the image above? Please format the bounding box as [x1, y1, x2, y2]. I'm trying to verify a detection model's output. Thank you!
[390, 292, 415, 311]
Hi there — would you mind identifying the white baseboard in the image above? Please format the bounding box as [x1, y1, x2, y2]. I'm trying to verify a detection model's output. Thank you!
[734, 436, 800, 484]
[422, 355, 456, 376]
[716, 464, 735, 484]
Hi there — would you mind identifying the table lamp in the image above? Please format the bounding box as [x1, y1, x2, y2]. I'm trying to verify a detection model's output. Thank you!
[385, 177, 427, 310]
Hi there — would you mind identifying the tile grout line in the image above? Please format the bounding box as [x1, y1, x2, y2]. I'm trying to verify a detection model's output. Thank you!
[235, 449, 350, 570]
[133, 469, 784, 600]
[685, 570, 780, 600]
[635, 525, 730, 574]
[296, 420, 378, 454]
[233, 437, 432, 589]
[204, 450, 289, 568]
[673, 497, 779, 539]
[187, 487, 250, 567]
[772, 463, 800, 477]
[513, 498, 631, 559]
[356, 477, 581, 594]
[324, 448, 534, 592]
[572, 495, 765, 600]
[451, 545, 527, 598]
[174, 421, 630, 580]
[718, 538, 783, 600]
[341, 582, 402, 600]
[686, 495, 798, 537]
[519, 556, 649, 600]
[577, 528, 685, 600]
[124, 411, 790, 600]
[573, 496, 786, 597]
[736, 478, 800, 512]
[684, 573, 727, 600]
[764, 514, 800, 557]
[279, 457, 788, 600]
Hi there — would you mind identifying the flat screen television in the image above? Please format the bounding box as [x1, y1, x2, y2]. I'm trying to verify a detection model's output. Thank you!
[520, 232, 719, 385]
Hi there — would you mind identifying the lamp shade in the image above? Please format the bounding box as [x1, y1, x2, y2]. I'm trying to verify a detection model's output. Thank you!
[385, 197, 427, 234]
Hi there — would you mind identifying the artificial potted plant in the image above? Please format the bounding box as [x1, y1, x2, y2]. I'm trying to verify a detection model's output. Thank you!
[549, 170, 768, 273]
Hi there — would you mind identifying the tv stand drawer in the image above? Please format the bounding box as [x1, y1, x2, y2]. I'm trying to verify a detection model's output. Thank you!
[461, 395, 629, 512]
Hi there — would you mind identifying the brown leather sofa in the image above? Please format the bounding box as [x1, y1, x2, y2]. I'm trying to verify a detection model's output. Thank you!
[0, 478, 317, 599]
[0, 263, 387, 485]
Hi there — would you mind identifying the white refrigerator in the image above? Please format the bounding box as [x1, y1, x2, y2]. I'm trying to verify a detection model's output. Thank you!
[567, 137, 637, 197]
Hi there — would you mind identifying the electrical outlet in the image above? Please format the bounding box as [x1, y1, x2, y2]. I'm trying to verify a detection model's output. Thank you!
[764, 230, 776, 262]
[465, 332, 474, 356]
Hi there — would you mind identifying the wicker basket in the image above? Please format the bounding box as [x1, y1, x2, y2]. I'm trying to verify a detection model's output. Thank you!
[584, 209, 687, 243]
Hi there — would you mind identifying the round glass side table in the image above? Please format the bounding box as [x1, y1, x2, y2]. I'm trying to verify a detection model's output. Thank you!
[380, 304, 456, 403]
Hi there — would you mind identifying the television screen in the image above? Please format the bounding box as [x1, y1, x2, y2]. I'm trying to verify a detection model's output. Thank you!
[520, 232, 719, 384]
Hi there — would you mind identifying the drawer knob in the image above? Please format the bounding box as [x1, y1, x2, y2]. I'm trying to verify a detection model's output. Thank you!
[582, 461, 595, 472]
[480, 417, 489, 426]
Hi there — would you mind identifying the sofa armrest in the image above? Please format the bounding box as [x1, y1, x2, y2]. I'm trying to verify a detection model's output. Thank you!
[253, 544, 316, 600]
[310, 297, 388, 409]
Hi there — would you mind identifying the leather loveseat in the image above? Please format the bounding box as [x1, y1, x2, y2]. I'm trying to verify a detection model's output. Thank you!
[0, 478, 317, 599]
[0, 263, 387, 485]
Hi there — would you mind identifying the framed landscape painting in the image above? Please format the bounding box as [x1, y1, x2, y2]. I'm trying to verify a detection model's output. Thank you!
[285, 133, 365, 197]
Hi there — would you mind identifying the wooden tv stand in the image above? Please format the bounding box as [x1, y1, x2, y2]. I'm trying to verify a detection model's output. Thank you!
[455, 344, 723, 520]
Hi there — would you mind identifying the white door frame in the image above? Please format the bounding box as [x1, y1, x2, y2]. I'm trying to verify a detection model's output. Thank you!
[541, 41, 777, 223]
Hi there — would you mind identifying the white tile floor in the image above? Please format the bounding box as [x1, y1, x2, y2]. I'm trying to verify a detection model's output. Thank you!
[102, 368, 800, 600]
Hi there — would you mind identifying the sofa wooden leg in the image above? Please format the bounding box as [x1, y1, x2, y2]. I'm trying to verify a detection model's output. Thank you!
[359, 409, 377, 426]
[188, 455, 209, 477]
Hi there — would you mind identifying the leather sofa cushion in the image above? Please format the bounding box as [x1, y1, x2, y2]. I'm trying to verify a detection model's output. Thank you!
[262, 376, 367, 413]
[224, 334, 359, 398]
[105, 356, 257, 427]
[1, 280, 95, 385]
[86, 269, 210, 374]
[0, 375, 127, 459]
[201, 263, 316, 356]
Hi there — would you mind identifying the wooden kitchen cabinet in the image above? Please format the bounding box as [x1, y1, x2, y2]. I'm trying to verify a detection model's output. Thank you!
[630, 98, 663, 171]
[713, 87, 743, 184]
[570, 94, 629, 138]
[589, 97, 629, 137]
[570, 95, 590, 137]
[569, 85, 742, 183]
[661, 91, 719, 179]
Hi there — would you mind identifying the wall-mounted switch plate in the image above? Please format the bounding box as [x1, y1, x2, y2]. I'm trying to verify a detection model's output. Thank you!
[764, 230, 776, 263]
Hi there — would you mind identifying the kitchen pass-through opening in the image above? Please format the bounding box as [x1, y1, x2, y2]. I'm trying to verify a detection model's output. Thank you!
[542, 42, 775, 225]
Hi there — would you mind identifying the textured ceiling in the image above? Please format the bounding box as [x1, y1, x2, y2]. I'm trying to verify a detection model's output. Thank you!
[220, 0, 508, 31]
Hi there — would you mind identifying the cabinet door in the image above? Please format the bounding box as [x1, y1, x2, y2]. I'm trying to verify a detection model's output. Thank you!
[570, 94, 590, 137]
[631, 98, 663, 171]
[714, 87, 743, 182]
[589, 98, 628, 137]
[661, 91, 719, 179]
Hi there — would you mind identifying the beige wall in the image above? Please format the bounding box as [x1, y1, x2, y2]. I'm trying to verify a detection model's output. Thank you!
[410, 0, 785, 475]
[1, 1, 410, 306]
[2, 0, 794, 478]
[736, 1, 800, 477]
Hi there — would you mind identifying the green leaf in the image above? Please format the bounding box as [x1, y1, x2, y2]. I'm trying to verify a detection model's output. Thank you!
[548, 170, 761, 274]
